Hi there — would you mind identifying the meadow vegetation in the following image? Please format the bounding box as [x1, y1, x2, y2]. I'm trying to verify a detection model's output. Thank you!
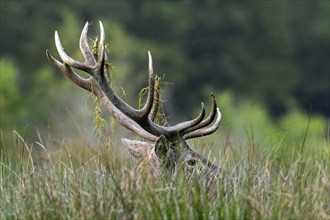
[1, 94, 329, 219]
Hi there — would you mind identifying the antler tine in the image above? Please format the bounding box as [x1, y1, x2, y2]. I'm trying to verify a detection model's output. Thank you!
[183, 94, 218, 134]
[55, 31, 92, 73]
[46, 50, 93, 92]
[99, 21, 105, 50]
[138, 51, 155, 118]
[183, 108, 222, 140]
[80, 22, 97, 66]
[161, 102, 206, 133]
[149, 78, 160, 122]
[97, 42, 106, 72]
[103, 53, 111, 85]
[97, 21, 106, 66]
[96, 41, 112, 91]
[46, 49, 64, 68]
[148, 51, 154, 75]
[92, 21, 110, 85]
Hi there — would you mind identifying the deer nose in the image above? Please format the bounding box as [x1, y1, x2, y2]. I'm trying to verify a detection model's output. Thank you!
[209, 166, 222, 178]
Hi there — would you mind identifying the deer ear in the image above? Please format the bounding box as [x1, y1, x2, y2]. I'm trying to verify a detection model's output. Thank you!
[121, 138, 153, 160]
[154, 135, 170, 160]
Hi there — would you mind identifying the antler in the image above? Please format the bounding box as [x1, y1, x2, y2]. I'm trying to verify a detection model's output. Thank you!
[46, 21, 221, 142]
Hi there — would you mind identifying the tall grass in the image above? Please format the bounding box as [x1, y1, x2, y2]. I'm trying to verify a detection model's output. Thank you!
[1, 125, 329, 219]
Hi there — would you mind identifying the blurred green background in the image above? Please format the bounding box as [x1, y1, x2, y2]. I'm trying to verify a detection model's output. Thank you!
[0, 1, 329, 149]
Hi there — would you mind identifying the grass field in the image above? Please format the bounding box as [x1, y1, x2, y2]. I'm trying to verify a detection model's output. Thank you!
[1, 122, 329, 220]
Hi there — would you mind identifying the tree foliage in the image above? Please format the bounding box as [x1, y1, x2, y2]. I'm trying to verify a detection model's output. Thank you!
[0, 1, 328, 142]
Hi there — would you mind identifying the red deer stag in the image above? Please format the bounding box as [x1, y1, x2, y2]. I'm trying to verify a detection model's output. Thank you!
[46, 21, 224, 180]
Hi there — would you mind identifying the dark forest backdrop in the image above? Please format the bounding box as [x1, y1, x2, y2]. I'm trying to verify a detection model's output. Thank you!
[1, 1, 329, 144]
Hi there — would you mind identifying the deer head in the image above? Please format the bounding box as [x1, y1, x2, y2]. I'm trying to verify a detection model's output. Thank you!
[46, 21, 223, 180]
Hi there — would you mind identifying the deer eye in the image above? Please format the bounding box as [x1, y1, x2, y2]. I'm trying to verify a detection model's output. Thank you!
[187, 159, 197, 166]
